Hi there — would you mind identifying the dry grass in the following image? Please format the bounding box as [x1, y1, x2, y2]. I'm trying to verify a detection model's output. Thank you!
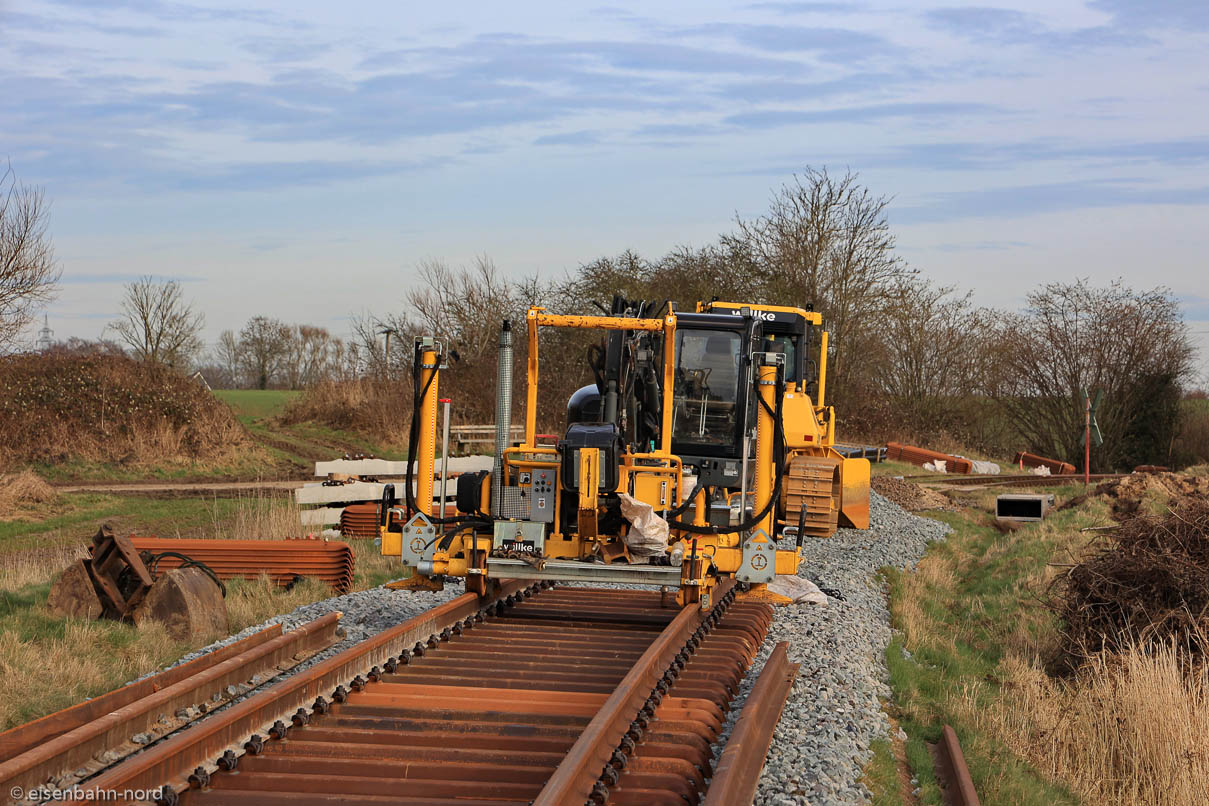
[0, 543, 87, 590]
[0, 493, 401, 730]
[0, 469, 57, 519]
[882, 484, 1209, 805]
[965, 645, 1209, 806]
[0, 609, 186, 729]
[282, 378, 409, 448]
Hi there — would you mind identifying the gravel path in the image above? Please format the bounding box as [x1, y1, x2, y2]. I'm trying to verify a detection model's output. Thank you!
[715, 490, 949, 805]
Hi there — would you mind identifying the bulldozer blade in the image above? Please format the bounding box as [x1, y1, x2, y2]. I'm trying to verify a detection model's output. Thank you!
[46, 560, 104, 620]
[132, 567, 228, 642]
[838, 457, 871, 529]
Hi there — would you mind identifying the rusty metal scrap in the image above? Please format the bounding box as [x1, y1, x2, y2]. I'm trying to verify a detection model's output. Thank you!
[1013, 451, 1076, 475]
[129, 536, 355, 594]
[337, 502, 380, 539]
[886, 442, 973, 474]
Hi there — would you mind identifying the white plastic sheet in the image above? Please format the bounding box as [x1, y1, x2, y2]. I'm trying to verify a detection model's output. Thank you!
[617, 493, 670, 558]
[767, 575, 829, 605]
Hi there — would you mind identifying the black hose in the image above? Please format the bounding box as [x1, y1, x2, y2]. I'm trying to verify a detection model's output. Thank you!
[147, 551, 227, 597]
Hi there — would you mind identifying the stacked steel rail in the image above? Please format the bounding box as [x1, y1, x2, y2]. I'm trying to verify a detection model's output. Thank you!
[129, 537, 356, 594]
[41, 581, 793, 806]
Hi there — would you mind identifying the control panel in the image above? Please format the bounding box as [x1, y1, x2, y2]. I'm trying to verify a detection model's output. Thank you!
[530, 469, 556, 523]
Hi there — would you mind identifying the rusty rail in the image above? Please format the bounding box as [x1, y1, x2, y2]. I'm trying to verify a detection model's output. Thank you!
[70, 580, 526, 804]
[0, 615, 340, 801]
[46, 580, 778, 806]
[534, 579, 735, 805]
[933, 724, 981, 806]
[703, 641, 799, 806]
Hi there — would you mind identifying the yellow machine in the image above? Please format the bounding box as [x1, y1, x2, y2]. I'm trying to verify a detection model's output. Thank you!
[383, 297, 869, 607]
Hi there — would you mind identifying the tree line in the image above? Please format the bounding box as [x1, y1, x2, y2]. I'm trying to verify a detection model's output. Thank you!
[2, 161, 1202, 469]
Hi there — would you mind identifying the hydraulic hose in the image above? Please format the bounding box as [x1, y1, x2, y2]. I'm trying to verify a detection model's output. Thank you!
[404, 341, 492, 529]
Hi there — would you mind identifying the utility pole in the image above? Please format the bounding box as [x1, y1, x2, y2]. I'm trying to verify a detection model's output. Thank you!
[1082, 389, 1103, 485]
[378, 327, 398, 376]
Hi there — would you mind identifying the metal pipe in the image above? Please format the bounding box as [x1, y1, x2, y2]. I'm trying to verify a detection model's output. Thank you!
[416, 342, 439, 517]
[739, 432, 751, 526]
[817, 330, 828, 408]
[439, 397, 451, 518]
[493, 320, 513, 517]
[754, 355, 778, 537]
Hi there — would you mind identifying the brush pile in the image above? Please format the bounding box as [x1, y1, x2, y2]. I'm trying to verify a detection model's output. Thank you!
[0, 353, 249, 465]
[1052, 499, 1209, 663]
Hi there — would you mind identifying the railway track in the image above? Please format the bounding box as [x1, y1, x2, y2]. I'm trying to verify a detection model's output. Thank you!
[28, 580, 791, 806]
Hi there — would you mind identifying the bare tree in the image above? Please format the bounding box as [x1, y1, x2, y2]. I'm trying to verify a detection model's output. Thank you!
[732, 168, 914, 406]
[282, 325, 346, 389]
[988, 280, 1195, 470]
[215, 330, 242, 386]
[238, 316, 292, 389]
[875, 280, 982, 417]
[110, 276, 205, 367]
[0, 163, 59, 348]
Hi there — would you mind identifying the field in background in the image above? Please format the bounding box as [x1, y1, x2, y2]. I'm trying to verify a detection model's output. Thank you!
[216, 388, 406, 474]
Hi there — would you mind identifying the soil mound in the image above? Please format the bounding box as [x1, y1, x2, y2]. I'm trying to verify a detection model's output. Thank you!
[872, 476, 952, 511]
[1092, 472, 1209, 519]
[1051, 499, 1209, 665]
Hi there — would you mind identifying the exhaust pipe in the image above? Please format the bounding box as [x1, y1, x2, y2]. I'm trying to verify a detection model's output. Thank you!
[492, 319, 513, 516]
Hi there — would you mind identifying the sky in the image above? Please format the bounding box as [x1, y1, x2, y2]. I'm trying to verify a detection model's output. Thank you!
[2, 0, 1208, 382]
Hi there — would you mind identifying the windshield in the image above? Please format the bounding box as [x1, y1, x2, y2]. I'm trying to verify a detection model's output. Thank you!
[767, 335, 797, 383]
[672, 329, 741, 447]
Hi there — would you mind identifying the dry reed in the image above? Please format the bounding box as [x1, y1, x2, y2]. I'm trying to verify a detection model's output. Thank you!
[966, 645, 1209, 806]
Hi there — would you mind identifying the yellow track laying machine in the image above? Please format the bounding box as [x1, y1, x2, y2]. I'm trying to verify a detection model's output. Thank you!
[381, 297, 869, 607]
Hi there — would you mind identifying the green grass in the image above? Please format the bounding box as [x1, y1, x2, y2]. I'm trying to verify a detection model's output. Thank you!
[864, 738, 904, 805]
[0, 493, 270, 555]
[865, 490, 1098, 805]
[214, 389, 302, 422]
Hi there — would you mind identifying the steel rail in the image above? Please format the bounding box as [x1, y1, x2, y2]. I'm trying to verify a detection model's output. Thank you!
[0, 614, 341, 801]
[1, 624, 282, 760]
[906, 473, 1123, 487]
[933, 724, 981, 806]
[702, 641, 799, 806]
[170, 582, 769, 806]
[70, 580, 528, 805]
[533, 579, 734, 806]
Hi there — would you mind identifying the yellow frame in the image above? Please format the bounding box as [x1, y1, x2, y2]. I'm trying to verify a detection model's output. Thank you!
[525, 308, 678, 454]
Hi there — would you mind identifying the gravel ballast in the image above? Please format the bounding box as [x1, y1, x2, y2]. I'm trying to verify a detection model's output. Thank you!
[719, 490, 949, 805]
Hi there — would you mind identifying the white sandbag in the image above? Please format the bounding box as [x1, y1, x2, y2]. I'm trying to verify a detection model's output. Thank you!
[617, 493, 670, 558]
[970, 460, 1001, 475]
[1030, 465, 1052, 476]
[922, 460, 948, 473]
[767, 575, 828, 605]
